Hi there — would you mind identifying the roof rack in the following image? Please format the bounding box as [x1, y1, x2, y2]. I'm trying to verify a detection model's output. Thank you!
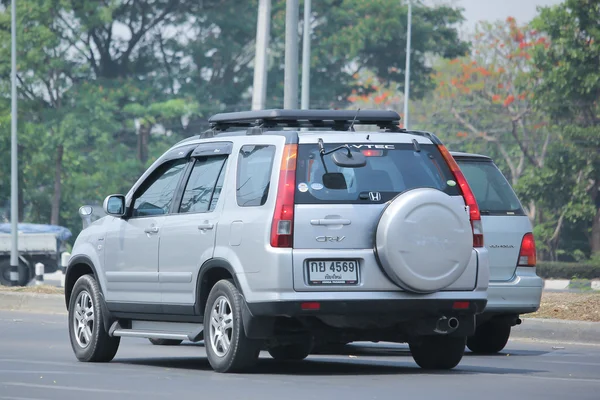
[208, 109, 402, 132]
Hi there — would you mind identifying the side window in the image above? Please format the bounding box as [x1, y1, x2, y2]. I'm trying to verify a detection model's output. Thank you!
[236, 145, 276, 207]
[132, 159, 187, 217]
[179, 156, 228, 214]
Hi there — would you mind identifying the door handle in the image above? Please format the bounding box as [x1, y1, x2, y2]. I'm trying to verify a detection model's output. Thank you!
[198, 223, 214, 230]
[144, 226, 159, 234]
[310, 219, 351, 226]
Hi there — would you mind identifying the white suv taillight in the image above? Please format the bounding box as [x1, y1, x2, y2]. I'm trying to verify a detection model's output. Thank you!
[518, 232, 537, 266]
[270, 144, 298, 248]
[437, 145, 484, 248]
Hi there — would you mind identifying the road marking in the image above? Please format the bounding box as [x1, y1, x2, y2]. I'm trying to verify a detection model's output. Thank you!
[0, 396, 48, 400]
[1, 382, 164, 395]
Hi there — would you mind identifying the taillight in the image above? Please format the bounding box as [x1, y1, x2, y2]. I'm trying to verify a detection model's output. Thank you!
[270, 144, 298, 248]
[518, 233, 537, 266]
[437, 145, 484, 247]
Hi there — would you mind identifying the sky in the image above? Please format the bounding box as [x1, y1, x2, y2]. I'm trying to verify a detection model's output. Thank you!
[454, 0, 565, 33]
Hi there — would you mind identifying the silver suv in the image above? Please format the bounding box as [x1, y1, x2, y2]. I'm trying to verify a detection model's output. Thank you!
[64, 109, 489, 373]
[452, 152, 542, 354]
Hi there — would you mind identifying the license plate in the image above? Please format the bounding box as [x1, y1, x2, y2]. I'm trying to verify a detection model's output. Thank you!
[307, 260, 359, 285]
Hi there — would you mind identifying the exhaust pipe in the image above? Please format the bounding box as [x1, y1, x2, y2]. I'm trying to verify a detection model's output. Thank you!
[435, 316, 460, 334]
[448, 317, 459, 329]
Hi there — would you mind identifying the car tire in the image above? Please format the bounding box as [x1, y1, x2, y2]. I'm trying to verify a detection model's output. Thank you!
[204, 279, 261, 373]
[68, 274, 120, 362]
[148, 338, 183, 346]
[410, 335, 466, 370]
[466, 320, 511, 354]
[0, 259, 31, 286]
[268, 340, 312, 361]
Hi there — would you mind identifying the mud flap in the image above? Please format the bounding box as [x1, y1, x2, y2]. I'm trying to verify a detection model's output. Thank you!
[240, 297, 275, 339]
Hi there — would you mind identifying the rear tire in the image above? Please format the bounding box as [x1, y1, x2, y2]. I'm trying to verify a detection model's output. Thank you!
[467, 320, 511, 354]
[0, 259, 31, 286]
[268, 341, 311, 361]
[204, 280, 261, 373]
[148, 338, 183, 346]
[68, 274, 120, 362]
[410, 335, 466, 370]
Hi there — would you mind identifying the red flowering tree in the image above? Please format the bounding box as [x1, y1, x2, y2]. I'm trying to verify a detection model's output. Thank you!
[430, 18, 552, 189]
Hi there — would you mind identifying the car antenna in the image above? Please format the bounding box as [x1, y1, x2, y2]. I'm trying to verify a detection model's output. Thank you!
[348, 108, 360, 131]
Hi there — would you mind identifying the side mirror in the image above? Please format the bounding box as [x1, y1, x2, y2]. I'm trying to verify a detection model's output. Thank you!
[103, 195, 126, 217]
[331, 150, 367, 168]
[79, 205, 93, 216]
[79, 205, 94, 229]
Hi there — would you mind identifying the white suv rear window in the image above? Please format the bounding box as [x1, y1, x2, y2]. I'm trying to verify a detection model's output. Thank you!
[456, 159, 525, 216]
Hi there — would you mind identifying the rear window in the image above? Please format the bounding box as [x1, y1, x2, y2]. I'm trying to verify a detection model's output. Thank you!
[456, 159, 525, 216]
[294, 143, 460, 204]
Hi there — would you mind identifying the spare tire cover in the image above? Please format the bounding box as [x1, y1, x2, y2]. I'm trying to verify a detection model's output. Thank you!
[375, 187, 473, 293]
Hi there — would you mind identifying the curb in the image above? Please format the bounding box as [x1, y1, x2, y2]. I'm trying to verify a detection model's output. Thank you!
[0, 292, 66, 315]
[543, 279, 600, 291]
[511, 317, 600, 345]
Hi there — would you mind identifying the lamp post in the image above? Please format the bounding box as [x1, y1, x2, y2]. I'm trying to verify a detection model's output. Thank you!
[252, 0, 271, 111]
[301, 0, 311, 110]
[10, 0, 20, 286]
[403, 0, 412, 130]
[284, 0, 299, 109]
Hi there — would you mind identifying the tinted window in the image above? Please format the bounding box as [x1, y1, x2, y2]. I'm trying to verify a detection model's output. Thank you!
[295, 143, 460, 204]
[132, 159, 187, 217]
[236, 145, 275, 207]
[179, 156, 227, 214]
[456, 160, 525, 215]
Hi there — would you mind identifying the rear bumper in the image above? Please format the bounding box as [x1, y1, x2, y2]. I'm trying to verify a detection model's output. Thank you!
[482, 267, 543, 315]
[246, 297, 487, 317]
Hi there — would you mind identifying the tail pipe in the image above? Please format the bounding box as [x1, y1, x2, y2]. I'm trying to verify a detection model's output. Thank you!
[435, 316, 460, 334]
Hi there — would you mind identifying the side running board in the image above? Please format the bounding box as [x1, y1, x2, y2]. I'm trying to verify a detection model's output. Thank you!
[109, 320, 204, 342]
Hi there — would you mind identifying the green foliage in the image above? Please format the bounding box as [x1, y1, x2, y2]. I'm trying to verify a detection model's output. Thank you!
[536, 261, 600, 280]
[531, 0, 600, 122]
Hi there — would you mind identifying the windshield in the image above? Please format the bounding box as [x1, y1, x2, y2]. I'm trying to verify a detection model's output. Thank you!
[456, 159, 525, 216]
[294, 143, 460, 204]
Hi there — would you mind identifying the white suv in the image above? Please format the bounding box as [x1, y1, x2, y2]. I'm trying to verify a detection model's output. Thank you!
[452, 152, 542, 354]
[64, 110, 490, 373]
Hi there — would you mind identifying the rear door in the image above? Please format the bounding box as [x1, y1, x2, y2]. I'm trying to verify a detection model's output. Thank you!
[158, 142, 231, 307]
[455, 157, 530, 281]
[292, 136, 464, 291]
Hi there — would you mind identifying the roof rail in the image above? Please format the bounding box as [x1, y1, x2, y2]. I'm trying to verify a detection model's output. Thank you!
[405, 130, 442, 145]
[208, 109, 402, 131]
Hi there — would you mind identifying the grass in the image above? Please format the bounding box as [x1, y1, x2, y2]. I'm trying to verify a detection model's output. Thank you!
[0, 284, 64, 295]
[529, 292, 600, 322]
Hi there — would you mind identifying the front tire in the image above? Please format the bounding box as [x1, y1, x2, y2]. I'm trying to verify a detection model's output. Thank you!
[467, 320, 511, 354]
[204, 280, 261, 373]
[410, 335, 466, 370]
[68, 274, 120, 362]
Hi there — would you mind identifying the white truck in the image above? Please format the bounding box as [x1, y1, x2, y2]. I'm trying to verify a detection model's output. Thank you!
[0, 223, 71, 286]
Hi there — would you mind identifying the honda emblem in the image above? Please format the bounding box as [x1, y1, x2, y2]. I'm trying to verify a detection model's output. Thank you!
[369, 192, 381, 201]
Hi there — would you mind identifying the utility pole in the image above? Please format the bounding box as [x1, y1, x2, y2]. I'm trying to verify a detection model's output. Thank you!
[252, 0, 271, 111]
[301, 0, 311, 110]
[283, 0, 299, 109]
[10, 0, 19, 286]
[403, 0, 412, 129]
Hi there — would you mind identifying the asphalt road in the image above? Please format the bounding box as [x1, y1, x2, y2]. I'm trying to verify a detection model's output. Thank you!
[1, 311, 599, 400]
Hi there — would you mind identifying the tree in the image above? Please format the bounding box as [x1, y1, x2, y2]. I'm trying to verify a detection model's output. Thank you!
[428, 18, 551, 189]
[531, 0, 600, 256]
